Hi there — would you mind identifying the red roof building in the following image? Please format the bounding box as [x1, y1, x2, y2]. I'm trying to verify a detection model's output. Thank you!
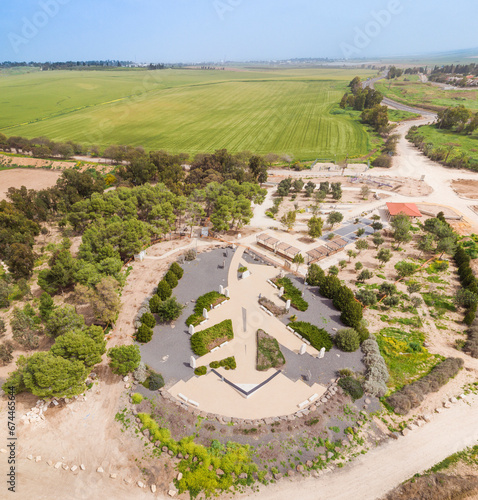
[386, 202, 422, 218]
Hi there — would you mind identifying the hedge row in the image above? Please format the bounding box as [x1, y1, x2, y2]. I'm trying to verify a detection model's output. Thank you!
[190, 319, 234, 356]
[386, 357, 464, 415]
[186, 291, 228, 326]
[274, 277, 308, 311]
[465, 323, 478, 358]
[210, 356, 236, 370]
[288, 321, 333, 351]
[319, 275, 364, 330]
[361, 336, 389, 397]
[454, 247, 478, 326]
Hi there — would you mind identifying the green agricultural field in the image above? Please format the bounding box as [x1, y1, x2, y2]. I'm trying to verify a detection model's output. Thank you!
[0, 68, 376, 159]
[376, 76, 478, 112]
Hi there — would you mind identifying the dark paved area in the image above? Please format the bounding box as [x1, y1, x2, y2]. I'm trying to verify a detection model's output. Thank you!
[322, 217, 375, 244]
[139, 247, 234, 387]
[277, 274, 366, 386]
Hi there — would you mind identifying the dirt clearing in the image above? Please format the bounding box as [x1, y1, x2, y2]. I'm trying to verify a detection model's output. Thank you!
[0, 168, 62, 200]
[451, 179, 478, 199]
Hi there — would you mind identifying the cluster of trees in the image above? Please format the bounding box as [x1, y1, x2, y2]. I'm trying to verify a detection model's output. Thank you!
[339, 76, 384, 112]
[436, 105, 478, 134]
[403, 67, 427, 75]
[386, 357, 464, 415]
[3, 303, 106, 397]
[0, 133, 87, 159]
[454, 245, 478, 326]
[307, 264, 367, 333]
[430, 64, 478, 86]
[387, 66, 404, 79]
[407, 126, 475, 170]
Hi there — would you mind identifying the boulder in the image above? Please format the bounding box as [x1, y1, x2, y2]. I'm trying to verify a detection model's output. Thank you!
[54, 462, 62, 469]
[137, 481, 144, 488]
[177, 472, 183, 481]
[296, 465, 304, 472]
[80, 464, 86, 471]
[97, 467, 104, 473]
[110, 473, 117, 479]
[27, 455, 33, 460]
[151, 485, 157, 493]
[273, 472, 282, 480]
[35, 456, 41, 462]
[168, 491, 177, 497]
[62, 464, 69, 471]
[216, 469, 224, 476]
[239, 473, 247, 479]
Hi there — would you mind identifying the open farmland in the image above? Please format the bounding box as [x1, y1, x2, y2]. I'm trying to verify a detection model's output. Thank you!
[0, 68, 375, 159]
[376, 76, 478, 112]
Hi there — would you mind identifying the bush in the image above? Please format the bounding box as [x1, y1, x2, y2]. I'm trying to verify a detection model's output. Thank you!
[238, 266, 248, 273]
[184, 249, 197, 261]
[274, 277, 308, 311]
[209, 356, 236, 370]
[338, 368, 354, 377]
[133, 362, 148, 383]
[141, 312, 156, 328]
[361, 336, 389, 397]
[194, 366, 207, 376]
[149, 294, 162, 314]
[132, 393, 144, 404]
[136, 324, 153, 343]
[190, 319, 234, 356]
[156, 280, 172, 300]
[186, 291, 227, 326]
[108, 345, 141, 375]
[356, 289, 377, 306]
[335, 328, 360, 352]
[338, 377, 364, 400]
[169, 262, 184, 279]
[164, 271, 178, 289]
[332, 285, 355, 311]
[395, 261, 419, 278]
[357, 269, 373, 282]
[319, 275, 341, 299]
[340, 301, 363, 329]
[288, 321, 333, 351]
[148, 371, 165, 390]
[156, 297, 184, 323]
[386, 358, 464, 415]
[465, 323, 478, 358]
[306, 263, 325, 287]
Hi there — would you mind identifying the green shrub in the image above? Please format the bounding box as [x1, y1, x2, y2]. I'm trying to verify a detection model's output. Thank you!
[340, 301, 364, 329]
[132, 393, 144, 404]
[186, 291, 227, 326]
[136, 324, 153, 343]
[148, 372, 165, 390]
[194, 366, 207, 376]
[238, 266, 248, 273]
[164, 270, 178, 289]
[338, 377, 364, 400]
[306, 263, 325, 287]
[319, 275, 341, 299]
[156, 297, 184, 323]
[169, 262, 184, 279]
[274, 277, 308, 311]
[149, 294, 162, 314]
[288, 321, 333, 351]
[209, 356, 236, 370]
[335, 328, 360, 352]
[190, 320, 234, 356]
[141, 312, 156, 328]
[157, 280, 172, 300]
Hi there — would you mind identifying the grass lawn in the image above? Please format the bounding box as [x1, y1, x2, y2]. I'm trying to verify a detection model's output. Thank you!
[0, 68, 376, 160]
[388, 109, 421, 122]
[410, 124, 478, 168]
[376, 327, 441, 391]
[376, 77, 478, 111]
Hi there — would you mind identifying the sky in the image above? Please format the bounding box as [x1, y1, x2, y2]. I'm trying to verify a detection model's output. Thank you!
[1, 0, 477, 62]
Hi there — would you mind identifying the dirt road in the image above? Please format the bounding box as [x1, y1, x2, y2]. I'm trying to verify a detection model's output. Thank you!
[239, 395, 478, 500]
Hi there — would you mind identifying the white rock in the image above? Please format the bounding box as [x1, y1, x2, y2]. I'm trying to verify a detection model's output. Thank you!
[110, 473, 117, 479]
[137, 481, 145, 488]
[71, 465, 78, 472]
[168, 490, 177, 497]
[124, 478, 133, 485]
[54, 462, 62, 469]
[47, 460, 53, 466]
[27, 454, 33, 460]
[62, 464, 69, 471]
[450, 397, 458, 404]
[177, 472, 183, 481]
[80, 464, 86, 471]
[97, 467, 104, 473]
[151, 485, 157, 493]
[0, 449, 6, 454]
[35, 456, 41, 462]
[123, 376, 129, 382]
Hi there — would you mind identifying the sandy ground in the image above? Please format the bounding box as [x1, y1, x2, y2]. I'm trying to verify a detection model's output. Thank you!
[452, 179, 478, 200]
[0, 153, 109, 172]
[0, 168, 62, 200]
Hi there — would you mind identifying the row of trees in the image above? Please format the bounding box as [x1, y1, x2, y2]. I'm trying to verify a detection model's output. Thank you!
[436, 105, 478, 134]
[339, 76, 384, 112]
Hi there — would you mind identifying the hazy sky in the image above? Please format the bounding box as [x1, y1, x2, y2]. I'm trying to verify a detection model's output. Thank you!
[1, 0, 477, 62]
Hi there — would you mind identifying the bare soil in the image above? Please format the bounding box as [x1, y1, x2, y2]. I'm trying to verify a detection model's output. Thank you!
[0, 168, 62, 200]
[0, 153, 111, 173]
[452, 179, 478, 199]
